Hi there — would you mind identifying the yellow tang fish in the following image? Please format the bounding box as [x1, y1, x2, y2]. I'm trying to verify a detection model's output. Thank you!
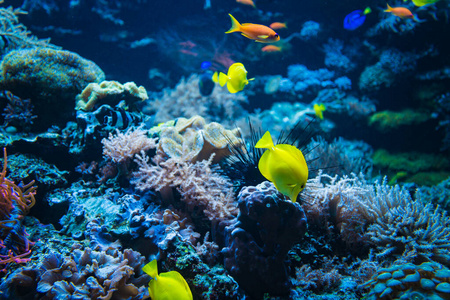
[142, 260, 193, 300]
[255, 131, 308, 202]
[212, 62, 254, 93]
[313, 103, 326, 120]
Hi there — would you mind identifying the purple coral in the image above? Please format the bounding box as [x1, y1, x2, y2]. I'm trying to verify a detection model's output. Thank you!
[222, 181, 307, 298]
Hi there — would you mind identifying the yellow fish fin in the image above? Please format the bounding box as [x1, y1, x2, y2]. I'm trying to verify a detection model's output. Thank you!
[255, 131, 274, 149]
[241, 32, 253, 39]
[225, 14, 241, 34]
[384, 4, 393, 12]
[289, 185, 300, 203]
[257, 35, 269, 39]
[142, 259, 158, 278]
[218, 72, 228, 87]
[248, 77, 255, 81]
[258, 150, 274, 182]
[212, 72, 219, 83]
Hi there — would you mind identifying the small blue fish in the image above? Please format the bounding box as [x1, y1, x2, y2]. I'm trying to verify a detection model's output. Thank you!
[201, 61, 212, 70]
[343, 7, 371, 31]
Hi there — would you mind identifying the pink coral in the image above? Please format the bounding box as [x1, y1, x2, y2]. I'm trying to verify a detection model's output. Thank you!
[132, 152, 238, 221]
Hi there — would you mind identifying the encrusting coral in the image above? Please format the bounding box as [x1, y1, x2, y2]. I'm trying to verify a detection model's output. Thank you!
[76, 81, 148, 111]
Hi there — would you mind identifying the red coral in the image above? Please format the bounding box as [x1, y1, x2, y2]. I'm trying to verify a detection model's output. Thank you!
[0, 148, 37, 276]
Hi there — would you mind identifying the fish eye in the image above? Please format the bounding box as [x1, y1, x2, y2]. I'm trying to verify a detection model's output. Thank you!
[274, 34, 279, 38]
[301, 184, 305, 189]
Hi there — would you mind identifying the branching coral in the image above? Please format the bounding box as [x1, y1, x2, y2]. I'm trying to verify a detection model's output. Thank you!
[0, 0, 58, 58]
[132, 152, 238, 222]
[0, 148, 36, 276]
[102, 126, 157, 164]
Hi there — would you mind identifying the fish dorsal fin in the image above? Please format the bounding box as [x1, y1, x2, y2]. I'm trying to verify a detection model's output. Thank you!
[276, 144, 306, 164]
[142, 259, 158, 278]
[218, 72, 228, 87]
[255, 131, 274, 149]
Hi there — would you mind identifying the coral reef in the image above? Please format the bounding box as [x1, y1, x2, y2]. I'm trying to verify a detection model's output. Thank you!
[222, 181, 307, 298]
[146, 74, 248, 127]
[0, 47, 104, 129]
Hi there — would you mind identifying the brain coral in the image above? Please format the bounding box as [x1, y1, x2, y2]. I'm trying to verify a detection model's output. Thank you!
[157, 115, 243, 163]
[0, 48, 104, 129]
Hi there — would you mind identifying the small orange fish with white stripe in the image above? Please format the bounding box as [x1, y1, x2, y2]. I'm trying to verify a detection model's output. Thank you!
[384, 4, 415, 19]
[261, 45, 282, 52]
[269, 22, 287, 30]
[225, 14, 280, 43]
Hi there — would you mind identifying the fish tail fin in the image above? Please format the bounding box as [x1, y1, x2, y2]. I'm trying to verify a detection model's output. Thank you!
[225, 14, 241, 34]
[255, 131, 274, 149]
[142, 260, 158, 278]
[384, 4, 392, 12]
[218, 72, 228, 87]
[212, 72, 219, 83]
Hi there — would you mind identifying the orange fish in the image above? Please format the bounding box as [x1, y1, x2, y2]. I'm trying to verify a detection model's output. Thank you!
[384, 4, 414, 19]
[225, 14, 280, 43]
[236, 0, 256, 8]
[269, 22, 287, 30]
[261, 45, 281, 52]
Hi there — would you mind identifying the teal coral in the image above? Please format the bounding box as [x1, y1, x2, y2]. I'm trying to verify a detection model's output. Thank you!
[363, 262, 450, 300]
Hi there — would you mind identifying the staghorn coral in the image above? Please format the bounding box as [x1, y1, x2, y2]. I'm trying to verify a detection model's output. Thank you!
[132, 152, 238, 222]
[3, 244, 149, 299]
[75, 81, 148, 111]
[146, 74, 248, 127]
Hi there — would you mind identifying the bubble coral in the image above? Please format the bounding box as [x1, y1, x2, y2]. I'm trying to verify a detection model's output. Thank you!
[362, 261, 450, 300]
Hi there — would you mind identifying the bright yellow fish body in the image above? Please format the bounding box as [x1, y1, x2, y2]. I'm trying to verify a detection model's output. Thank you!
[255, 131, 308, 202]
[313, 103, 326, 120]
[212, 62, 253, 93]
[143, 260, 193, 300]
